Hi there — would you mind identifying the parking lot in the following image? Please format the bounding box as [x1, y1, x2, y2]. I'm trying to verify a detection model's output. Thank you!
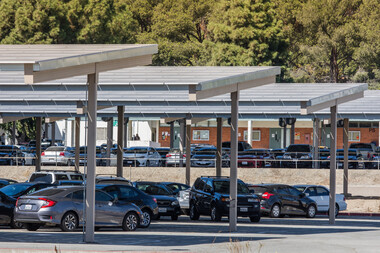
[0, 215, 379, 253]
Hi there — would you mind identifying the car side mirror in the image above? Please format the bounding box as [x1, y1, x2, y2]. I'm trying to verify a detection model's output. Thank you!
[299, 193, 306, 198]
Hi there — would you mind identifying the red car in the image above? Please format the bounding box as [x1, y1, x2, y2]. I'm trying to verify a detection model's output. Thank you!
[238, 149, 273, 168]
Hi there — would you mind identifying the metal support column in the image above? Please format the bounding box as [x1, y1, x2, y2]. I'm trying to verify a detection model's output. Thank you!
[75, 117, 80, 172]
[185, 119, 191, 185]
[329, 105, 337, 224]
[51, 122, 56, 146]
[44, 122, 49, 139]
[283, 124, 287, 149]
[35, 117, 42, 172]
[169, 122, 174, 149]
[117, 106, 124, 176]
[229, 91, 239, 232]
[85, 72, 98, 243]
[216, 117, 223, 176]
[124, 118, 129, 148]
[106, 118, 113, 166]
[343, 118, 349, 197]
[12, 121, 16, 145]
[179, 119, 186, 167]
[290, 123, 295, 145]
[313, 118, 320, 169]
[247, 120, 252, 146]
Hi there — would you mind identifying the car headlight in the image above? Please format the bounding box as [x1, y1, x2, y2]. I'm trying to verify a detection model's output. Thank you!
[283, 155, 291, 159]
[171, 201, 179, 206]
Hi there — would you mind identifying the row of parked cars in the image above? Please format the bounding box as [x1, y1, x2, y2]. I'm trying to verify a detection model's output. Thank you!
[0, 170, 347, 232]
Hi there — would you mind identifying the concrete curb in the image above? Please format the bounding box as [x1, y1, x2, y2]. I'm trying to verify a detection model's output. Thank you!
[339, 212, 380, 217]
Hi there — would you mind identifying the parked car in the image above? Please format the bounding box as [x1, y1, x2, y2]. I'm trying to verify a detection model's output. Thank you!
[96, 184, 158, 228]
[133, 181, 181, 220]
[189, 176, 261, 222]
[71, 146, 107, 166]
[14, 186, 143, 232]
[0, 145, 25, 165]
[123, 147, 161, 167]
[95, 175, 132, 186]
[270, 148, 286, 168]
[349, 143, 376, 159]
[294, 185, 347, 216]
[0, 191, 23, 228]
[332, 149, 365, 169]
[222, 141, 252, 153]
[319, 148, 330, 168]
[165, 148, 187, 167]
[0, 182, 53, 199]
[161, 182, 191, 214]
[161, 182, 190, 195]
[238, 149, 273, 168]
[21, 149, 36, 165]
[191, 147, 230, 167]
[247, 184, 317, 218]
[155, 147, 170, 166]
[28, 171, 84, 184]
[41, 146, 74, 166]
[282, 144, 313, 168]
[0, 178, 17, 188]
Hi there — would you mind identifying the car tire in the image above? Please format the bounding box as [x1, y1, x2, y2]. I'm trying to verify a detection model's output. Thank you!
[122, 212, 139, 231]
[270, 204, 281, 218]
[306, 204, 316, 218]
[60, 212, 78, 232]
[250, 216, 261, 223]
[210, 205, 222, 222]
[171, 214, 179, 221]
[24, 223, 41, 231]
[189, 203, 200, 220]
[139, 209, 152, 228]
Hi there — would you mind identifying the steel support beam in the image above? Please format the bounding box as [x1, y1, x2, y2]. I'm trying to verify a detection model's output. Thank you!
[124, 118, 129, 148]
[229, 91, 239, 232]
[12, 121, 16, 145]
[283, 124, 287, 149]
[247, 120, 252, 146]
[117, 106, 124, 176]
[290, 123, 295, 145]
[329, 105, 337, 224]
[75, 117, 80, 171]
[35, 117, 42, 172]
[51, 122, 56, 146]
[313, 118, 320, 169]
[185, 119, 191, 185]
[216, 117, 223, 176]
[343, 118, 349, 197]
[84, 72, 97, 243]
[169, 122, 174, 149]
[106, 119, 113, 166]
[179, 119, 185, 167]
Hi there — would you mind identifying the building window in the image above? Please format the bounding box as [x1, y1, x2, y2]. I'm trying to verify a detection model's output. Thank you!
[244, 130, 261, 141]
[349, 131, 360, 142]
[193, 130, 209, 141]
[96, 127, 107, 140]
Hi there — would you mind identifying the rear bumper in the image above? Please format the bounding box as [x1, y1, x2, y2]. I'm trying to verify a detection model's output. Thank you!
[156, 205, 181, 217]
[14, 210, 60, 225]
[219, 203, 261, 217]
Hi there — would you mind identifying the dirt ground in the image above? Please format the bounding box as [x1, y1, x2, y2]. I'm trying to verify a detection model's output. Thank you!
[2, 166, 380, 214]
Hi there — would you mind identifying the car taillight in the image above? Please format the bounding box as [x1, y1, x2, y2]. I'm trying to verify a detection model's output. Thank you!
[39, 198, 56, 208]
[59, 152, 65, 156]
[183, 154, 186, 157]
[41, 152, 45, 156]
[153, 197, 157, 203]
[15, 197, 20, 207]
[262, 192, 274, 200]
[166, 154, 171, 158]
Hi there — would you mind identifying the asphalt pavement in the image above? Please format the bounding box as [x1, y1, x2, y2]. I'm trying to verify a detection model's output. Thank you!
[0, 215, 379, 252]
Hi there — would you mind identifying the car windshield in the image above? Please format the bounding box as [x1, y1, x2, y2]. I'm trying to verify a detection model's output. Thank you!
[0, 184, 30, 196]
[29, 173, 53, 183]
[295, 186, 306, 192]
[349, 144, 372, 150]
[46, 146, 65, 152]
[125, 149, 148, 154]
[286, 145, 311, 152]
[136, 184, 172, 195]
[213, 181, 250, 195]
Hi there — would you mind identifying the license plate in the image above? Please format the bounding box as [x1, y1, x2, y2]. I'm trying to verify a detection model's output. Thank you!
[240, 207, 248, 212]
[158, 207, 167, 213]
[49, 158, 54, 161]
[24, 204, 32, 210]
[242, 162, 248, 165]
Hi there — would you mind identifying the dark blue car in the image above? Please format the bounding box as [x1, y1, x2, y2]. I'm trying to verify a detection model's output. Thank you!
[331, 149, 365, 169]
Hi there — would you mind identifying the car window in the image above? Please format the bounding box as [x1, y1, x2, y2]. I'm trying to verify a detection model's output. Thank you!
[95, 191, 113, 202]
[30, 188, 65, 196]
[249, 186, 269, 195]
[316, 187, 329, 196]
[72, 190, 84, 200]
[198, 179, 207, 191]
[56, 175, 69, 181]
[287, 186, 301, 196]
[305, 187, 317, 197]
[204, 179, 213, 193]
[70, 175, 84, 180]
[29, 173, 53, 183]
[137, 184, 171, 195]
[0, 184, 30, 196]
[119, 186, 138, 199]
[104, 186, 119, 199]
[277, 186, 289, 195]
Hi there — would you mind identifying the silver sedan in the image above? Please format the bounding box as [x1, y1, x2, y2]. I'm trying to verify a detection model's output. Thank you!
[14, 186, 143, 232]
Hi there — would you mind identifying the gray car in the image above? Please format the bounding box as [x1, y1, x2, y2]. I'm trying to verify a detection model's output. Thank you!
[14, 186, 143, 232]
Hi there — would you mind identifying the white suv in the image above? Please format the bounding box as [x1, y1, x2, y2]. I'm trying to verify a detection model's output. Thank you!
[28, 171, 84, 184]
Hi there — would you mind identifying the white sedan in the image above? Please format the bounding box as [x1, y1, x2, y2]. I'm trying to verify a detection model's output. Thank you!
[294, 185, 347, 216]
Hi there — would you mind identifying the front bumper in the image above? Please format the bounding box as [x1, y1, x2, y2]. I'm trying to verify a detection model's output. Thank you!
[219, 202, 261, 217]
[156, 205, 181, 217]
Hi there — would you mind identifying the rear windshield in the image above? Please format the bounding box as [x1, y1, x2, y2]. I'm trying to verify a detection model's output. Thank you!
[286, 145, 311, 152]
[349, 144, 372, 150]
[213, 181, 250, 195]
[136, 184, 171, 195]
[29, 174, 53, 183]
[29, 188, 65, 196]
[46, 147, 65, 152]
[249, 186, 269, 195]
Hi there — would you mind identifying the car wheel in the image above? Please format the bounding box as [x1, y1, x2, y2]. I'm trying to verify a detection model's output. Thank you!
[250, 216, 261, 222]
[306, 205, 316, 218]
[24, 223, 41, 231]
[210, 205, 222, 222]
[189, 203, 200, 220]
[122, 212, 139, 231]
[139, 210, 152, 228]
[10, 218, 23, 229]
[60, 212, 78, 232]
[171, 214, 179, 221]
[270, 204, 281, 218]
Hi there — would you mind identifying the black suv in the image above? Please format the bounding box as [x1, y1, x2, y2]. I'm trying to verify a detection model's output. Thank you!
[247, 184, 317, 218]
[189, 176, 261, 222]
